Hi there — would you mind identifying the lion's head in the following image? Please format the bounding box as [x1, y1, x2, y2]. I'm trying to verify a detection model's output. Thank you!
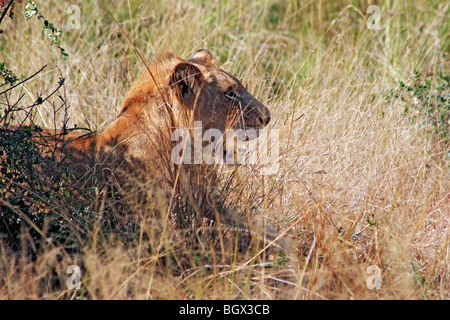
[169, 49, 271, 134]
[118, 50, 270, 136]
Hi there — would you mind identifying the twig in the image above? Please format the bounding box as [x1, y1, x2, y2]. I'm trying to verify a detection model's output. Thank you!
[0, 64, 47, 96]
[0, 0, 14, 26]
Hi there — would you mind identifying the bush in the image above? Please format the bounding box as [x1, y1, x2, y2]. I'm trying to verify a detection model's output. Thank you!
[387, 71, 450, 161]
[0, 71, 87, 253]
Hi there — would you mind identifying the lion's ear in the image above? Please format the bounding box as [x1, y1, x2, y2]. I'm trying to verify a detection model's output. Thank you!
[189, 49, 219, 66]
[170, 62, 204, 107]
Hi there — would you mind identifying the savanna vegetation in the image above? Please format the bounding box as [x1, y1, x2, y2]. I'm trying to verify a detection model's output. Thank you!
[0, 0, 449, 299]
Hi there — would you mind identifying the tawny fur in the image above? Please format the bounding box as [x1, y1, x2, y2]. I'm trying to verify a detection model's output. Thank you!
[42, 50, 271, 179]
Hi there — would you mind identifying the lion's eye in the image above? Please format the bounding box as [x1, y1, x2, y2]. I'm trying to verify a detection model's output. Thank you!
[225, 89, 239, 100]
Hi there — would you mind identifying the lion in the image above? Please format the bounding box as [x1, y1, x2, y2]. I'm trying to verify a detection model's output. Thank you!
[48, 49, 271, 176]
[26, 49, 285, 251]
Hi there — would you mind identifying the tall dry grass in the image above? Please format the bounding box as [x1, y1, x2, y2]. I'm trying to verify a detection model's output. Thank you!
[0, 0, 449, 299]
